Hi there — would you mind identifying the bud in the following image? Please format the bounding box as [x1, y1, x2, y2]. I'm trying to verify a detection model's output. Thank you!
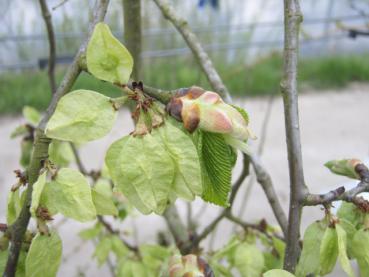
[324, 159, 363, 180]
[167, 87, 255, 154]
[169, 254, 214, 277]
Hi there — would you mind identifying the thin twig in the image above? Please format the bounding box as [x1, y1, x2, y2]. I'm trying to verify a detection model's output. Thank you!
[281, 0, 306, 272]
[97, 216, 139, 253]
[153, 0, 231, 102]
[70, 142, 88, 175]
[39, 0, 57, 94]
[52, 0, 70, 10]
[3, 2, 110, 276]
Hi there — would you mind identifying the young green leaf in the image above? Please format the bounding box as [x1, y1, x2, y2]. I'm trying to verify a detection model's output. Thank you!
[40, 168, 96, 222]
[92, 188, 118, 216]
[110, 236, 129, 258]
[337, 202, 364, 229]
[45, 90, 117, 143]
[7, 190, 21, 225]
[0, 250, 7, 274]
[352, 228, 369, 265]
[234, 242, 264, 277]
[48, 140, 74, 167]
[198, 131, 232, 206]
[22, 106, 41, 126]
[30, 171, 47, 217]
[106, 134, 175, 214]
[140, 244, 171, 272]
[117, 259, 148, 277]
[87, 22, 133, 85]
[79, 223, 102, 240]
[338, 219, 356, 258]
[25, 231, 62, 277]
[335, 224, 355, 277]
[230, 104, 249, 124]
[263, 269, 296, 277]
[94, 237, 112, 266]
[319, 226, 338, 275]
[296, 220, 327, 277]
[154, 120, 202, 200]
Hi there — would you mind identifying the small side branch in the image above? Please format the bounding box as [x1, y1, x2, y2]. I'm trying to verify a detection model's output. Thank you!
[250, 154, 288, 237]
[153, 0, 231, 102]
[39, 0, 57, 94]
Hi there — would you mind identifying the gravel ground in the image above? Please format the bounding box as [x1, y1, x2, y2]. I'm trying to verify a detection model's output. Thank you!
[0, 84, 368, 276]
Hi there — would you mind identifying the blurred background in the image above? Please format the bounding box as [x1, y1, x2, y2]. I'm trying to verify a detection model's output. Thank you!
[0, 0, 369, 276]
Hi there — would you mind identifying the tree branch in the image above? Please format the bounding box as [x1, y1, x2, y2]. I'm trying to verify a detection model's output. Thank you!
[3, 2, 110, 276]
[39, 0, 57, 94]
[281, 0, 306, 272]
[304, 164, 369, 206]
[250, 153, 288, 237]
[122, 0, 142, 80]
[152, 0, 231, 102]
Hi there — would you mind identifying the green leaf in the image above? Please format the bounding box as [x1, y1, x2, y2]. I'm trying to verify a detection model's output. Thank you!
[22, 106, 40, 126]
[10, 125, 29, 139]
[230, 104, 249, 124]
[325, 159, 361, 180]
[154, 120, 202, 200]
[30, 171, 47, 217]
[263, 269, 295, 277]
[338, 219, 356, 258]
[140, 244, 171, 272]
[337, 202, 364, 229]
[234, 242, 264, 277]
[105, 134, 175, 214]
[0, 250, 8, 274]
[40, 168, 96, 222]
[336, 224, 355, 277]
[296, 220, 327, 277]
[25, 231, 62, 277]
[110, 236, 128, 258]
[16, 250, 27, 277]
[319, 226, 338, 275]
[352, 228, 369, 265]
[198, 131, 232, 206]
[92, 188, 118, 216]
[357, 258, 369, 277]
[48, 140, 74, 167]
[116, 259, 148, 277]
[45, 90, 117, 143]
[79, 223, 102, 240]
[87, 22, 133, 84]
[7, 190, 21, 225]
[94, 237, 112, 266]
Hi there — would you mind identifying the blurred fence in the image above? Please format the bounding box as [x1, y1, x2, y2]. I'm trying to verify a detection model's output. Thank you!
[0, 8, 368, 72]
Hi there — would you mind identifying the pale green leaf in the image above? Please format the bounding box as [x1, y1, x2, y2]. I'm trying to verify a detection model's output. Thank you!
[110, 236, 128, 258]
[45, 90, 117, 143]
[263, 269, 295, 277]
[7, 190, 21, 225]
[116, 260, 147, 277]
[94, 237, 112, 266]
[337, 202, 364, 229]
[198, 131, 232, 206]
[338, 219, 356, 258]
[296, 220, 327, 277]
[319, 227, 338, 275]
[234, 242, 264, 277]
[352, 228, 369, 260]
[154, 120, 202, 200]
[48, 140, 74, 167]
[106, 135, 175, 214]
[30, 171, 47, 217]
[10, 125, 29, 139]
[16, 250, 27, 277]
[25, 231, 62, 277]
[40, 168, 96, 222]
[79, 223, 102, 240]
[92, 188, 118, 216]
[230, 104, 249, 124]
[23, 106, 40, 126]
[87, 23, 133, 84]
[140, 244, 171, 271]
[0, 250, 7, 274]
[94, 179, 113, 198]
[336, 224, 355, 277]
